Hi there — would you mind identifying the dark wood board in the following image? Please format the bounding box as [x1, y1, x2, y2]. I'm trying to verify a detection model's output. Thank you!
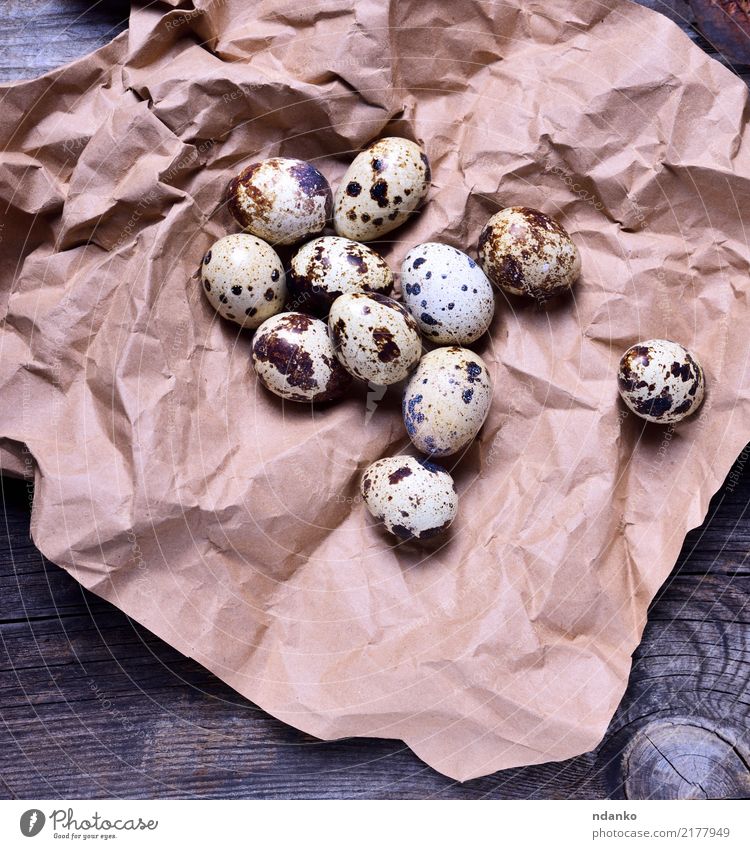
[0, 0, 749, 800]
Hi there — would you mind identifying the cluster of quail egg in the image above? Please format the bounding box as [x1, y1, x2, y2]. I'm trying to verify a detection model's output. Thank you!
[201, 137, 706, 543]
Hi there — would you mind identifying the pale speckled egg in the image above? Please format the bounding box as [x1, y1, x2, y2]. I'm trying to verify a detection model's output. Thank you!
[289, 236, 394, 314]
[401, 242, 495, 345]
[618, 339, 705, 424]
[251, 312, 352, 403]
[361, 455, 458, 540]
[228, 157, 332, 246]
[328, 292, 422, 385]
[403, 347, 492, 456]
[333, 137, 431, 242]
[478, 206, 581, 301]
[201, 234, 286, 329]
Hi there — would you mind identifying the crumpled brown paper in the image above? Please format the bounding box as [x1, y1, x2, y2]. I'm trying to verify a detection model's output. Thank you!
[1, 0, 749, 781]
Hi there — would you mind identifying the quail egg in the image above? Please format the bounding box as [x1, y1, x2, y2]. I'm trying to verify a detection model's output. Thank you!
[289, 236, 394, 314]
[361, 455, 458, 540]
[401, 242, 495, 344]
[251, 312, 352, 403]
[333, 137, 431, 241]
[201, 234, 286, 329]
[328, 292, 422, 385]
[228, 157, 332, 246]
[403, 347, 492, 456]
[618, 339, 705, 424]
[478, 206, 581, 301]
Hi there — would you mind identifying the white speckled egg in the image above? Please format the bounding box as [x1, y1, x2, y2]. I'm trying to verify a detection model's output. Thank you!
[478, 206, 581, 301]
[333, 137, 430, 242]
[361, 455, 458, 540]
[328, 292, 422, 385]
[228, 157, 332, 246]
[403, 347, 492, 456]
[401, 242, 495, 345]
[618, 339, 705, 424]
[201, 234, 286, 329]
[289, 236, 394, 314]
[251, 312, 352, 403]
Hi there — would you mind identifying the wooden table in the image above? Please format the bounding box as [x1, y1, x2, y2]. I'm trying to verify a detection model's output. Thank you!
[1, 1, 749, 799]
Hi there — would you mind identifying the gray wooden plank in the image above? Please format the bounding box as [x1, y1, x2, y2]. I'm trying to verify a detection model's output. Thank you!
[0, 0, 129, 83]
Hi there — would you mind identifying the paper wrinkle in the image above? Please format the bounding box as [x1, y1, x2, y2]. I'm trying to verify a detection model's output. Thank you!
[1, 0, 750, 780]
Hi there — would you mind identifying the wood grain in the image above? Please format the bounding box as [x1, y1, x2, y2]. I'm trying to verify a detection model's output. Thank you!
[0, 0, 749, 800]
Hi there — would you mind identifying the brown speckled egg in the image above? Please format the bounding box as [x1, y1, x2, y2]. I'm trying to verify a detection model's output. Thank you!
[333, 137, 430, 241]
[361, 455, 458, 540]
[251, 312, 352, 403]
[201, 234, 286, 329]
[328, 292, 422, 385]
[618, 339, 705, 424]
[403, 347, 492, 456]
[289, 236, 394, 314]
[401, 242, 495, 345]
[478, 206, 581, 301]
[228, 157, 332, 246]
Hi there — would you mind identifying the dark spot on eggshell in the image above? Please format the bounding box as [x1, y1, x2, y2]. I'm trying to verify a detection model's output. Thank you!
[673, 398, 693, 416]
[634, 391, 673, 418]
[203, 250, 212, 265]
[346, 252, 367, 274]
[264, 288, 275, 301]
[418, 459, 444, 474]
[466, 362, 482, 382]
[369, 179, 389, 208]
[391, 524, 413, 539]
[282, 313, 315, 333]
[462, 388, 474, 404]
[420, 313, 439, 326]
[219, 294, 229, 304]
[388, 466, 413, 484]
[362, 476, 372, 492]
[361, 213, 371, 222]
[405, 282, 421, 296]
[517, 206, 567, 237]
[346, 209, 357, 221]
[245, 307, 257, 316]
[671, 360, 694, 382]
[271, 268, 280, 282]
[394, 195, 402, 205]
[413, 257, 426, 269]
[498, 255, 525, 291]
[419, 518, 452, 539]
[253, 335, 317, 391]
[204, 281, 211, 291]
[289, 161, 331, 202]
[403, 394, 425, 435]
[330, 317, 347, 349]
[372, 326, 401, 363]
[227, 162, 271, 226]
[231, 285, 242, 296]
[373, 217, 383, 226]
[346, 181, 362, 197]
